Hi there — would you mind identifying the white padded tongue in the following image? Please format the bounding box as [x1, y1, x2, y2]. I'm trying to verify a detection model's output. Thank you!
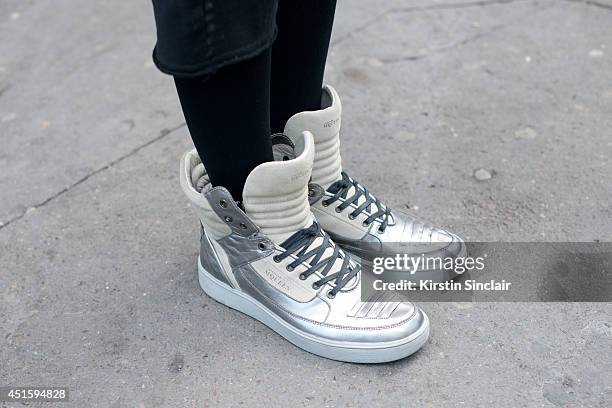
[242, 132, 316, 243]
[284, 85, 343, 189]
[283, 85, 380, 214]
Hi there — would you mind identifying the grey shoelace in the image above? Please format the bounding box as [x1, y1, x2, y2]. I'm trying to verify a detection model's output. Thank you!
[323, 172, 392, 233]
[274, 222, 359, 298]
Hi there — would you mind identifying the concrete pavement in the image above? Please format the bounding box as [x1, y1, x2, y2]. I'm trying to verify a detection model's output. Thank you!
[1, 0, 611, 406]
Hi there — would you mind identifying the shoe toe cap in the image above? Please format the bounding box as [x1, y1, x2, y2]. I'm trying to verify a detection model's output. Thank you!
[339, 291, 429, 344]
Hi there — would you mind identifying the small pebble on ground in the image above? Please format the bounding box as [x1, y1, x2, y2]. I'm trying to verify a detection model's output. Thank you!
[473, 168, 493, 181]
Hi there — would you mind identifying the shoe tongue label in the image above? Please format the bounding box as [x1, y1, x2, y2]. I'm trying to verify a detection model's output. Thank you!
[285, 107, 341, 145]
[290, 167, 311, 183]
[323, 116, 341, 133]
[315, 113, 341, 143]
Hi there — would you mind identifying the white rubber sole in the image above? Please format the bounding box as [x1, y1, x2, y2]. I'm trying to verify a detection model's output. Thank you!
[198, 258, 429, 363]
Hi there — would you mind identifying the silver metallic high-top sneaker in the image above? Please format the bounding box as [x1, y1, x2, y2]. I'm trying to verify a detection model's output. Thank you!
[180, 132, 429, 363]
[283, 85, 466, 282]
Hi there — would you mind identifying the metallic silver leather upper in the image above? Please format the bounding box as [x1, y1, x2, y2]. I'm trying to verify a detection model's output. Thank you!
[232, 262, 426, 343]
[184, 135, 428, 348]
[275, 84, 466, 268]
[316, 193, 466, 262]
[198, 187, 427, 345]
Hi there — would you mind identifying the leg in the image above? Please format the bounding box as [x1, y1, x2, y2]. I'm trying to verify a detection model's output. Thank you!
[270, 0, 337, 133]
[174, 48, 274, 202]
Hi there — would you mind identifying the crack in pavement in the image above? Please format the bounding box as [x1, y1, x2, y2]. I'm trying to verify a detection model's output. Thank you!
[0, 84, 11, 98]
[564, 0, 612, 10]
[0, 122, 186, 231]
[381, 24, 507, 64]
[331, 0, 533, 46]
[2, 0, 606, 232]
[340, 0, 555, 64]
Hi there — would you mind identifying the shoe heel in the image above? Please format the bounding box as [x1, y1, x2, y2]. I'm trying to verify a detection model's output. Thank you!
[199, 230, 237, 287]
[197, 259, 233, 307]
[197, 257, 259, 320]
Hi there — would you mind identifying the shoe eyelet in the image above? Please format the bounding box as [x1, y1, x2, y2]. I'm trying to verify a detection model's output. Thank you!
[312, 283, 320, 290]
[286, 265, 294, 272]
[308, 189, 315, 197]
[348, 213, 356, 220]
[258, 242, 266, 250]
[224, 216, 232, 223]
[377, 228, 385, 234]
[322, 200, 330, 207]
[327, 291, 336, 299]
[239, 222, 248, 229]
[299, 273, 307, 280]
[273, 255, 281, 263]
[335, 206, 343, 213]
[362, 221, 370, 227]
[219, 199, 228, 208]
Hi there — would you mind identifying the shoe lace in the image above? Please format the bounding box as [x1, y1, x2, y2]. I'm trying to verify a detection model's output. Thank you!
[274, 222, 359, 298]
[323, 172, 392, 233]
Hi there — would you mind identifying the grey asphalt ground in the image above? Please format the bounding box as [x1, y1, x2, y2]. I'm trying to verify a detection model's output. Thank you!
[1, 0, 611, 407]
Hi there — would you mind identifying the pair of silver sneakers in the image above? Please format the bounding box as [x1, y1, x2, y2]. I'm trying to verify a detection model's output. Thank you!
[180, 85, 465, 363]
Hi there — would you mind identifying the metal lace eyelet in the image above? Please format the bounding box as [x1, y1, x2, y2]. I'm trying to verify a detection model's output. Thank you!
[362, 221, 370, 227]
[299, 273, 307, 280]
[322, 200, 330, 207]
[348, 213, 356, 220]
[258, 243, 266, 250]
[273, 255, 281, 263]
[286, 265, 294, 272]
[335, 206, 343, 213]
[308, 189, 315, 197]
[239, 222, 248, 229]
[327, 291, 336, 299]
[312, 283, 320, 290]
[377, 228, 385, 234]
[219, 199, 228, 208]
[224, 216, 232, 223]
